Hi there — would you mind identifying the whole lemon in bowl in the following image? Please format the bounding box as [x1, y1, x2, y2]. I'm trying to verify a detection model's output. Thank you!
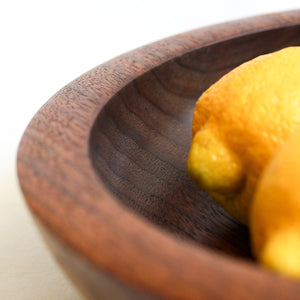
[251, 129, 300, 278]
[187, 47, 300, 225]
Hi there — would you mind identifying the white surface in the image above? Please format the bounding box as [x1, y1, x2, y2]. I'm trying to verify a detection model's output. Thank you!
[1, 1, 299, 299]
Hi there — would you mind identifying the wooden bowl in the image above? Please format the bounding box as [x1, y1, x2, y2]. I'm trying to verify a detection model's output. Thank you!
[17, 10, 300, 299]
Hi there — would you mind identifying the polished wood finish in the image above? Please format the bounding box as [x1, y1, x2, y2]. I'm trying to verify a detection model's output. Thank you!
[18, 11, 300, 299]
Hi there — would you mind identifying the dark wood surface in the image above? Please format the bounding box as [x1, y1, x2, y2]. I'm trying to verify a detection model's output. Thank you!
[18, 10, 300, 299]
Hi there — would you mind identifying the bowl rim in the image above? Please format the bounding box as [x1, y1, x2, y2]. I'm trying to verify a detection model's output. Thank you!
[17, 10, 300, 299]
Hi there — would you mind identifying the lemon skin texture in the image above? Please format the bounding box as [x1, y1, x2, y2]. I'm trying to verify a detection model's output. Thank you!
[187, 47, 300, 225]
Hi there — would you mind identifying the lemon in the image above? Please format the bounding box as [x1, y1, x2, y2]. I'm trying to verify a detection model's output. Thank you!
[251, 129, 300, 278]
[187, 47, 300, 225]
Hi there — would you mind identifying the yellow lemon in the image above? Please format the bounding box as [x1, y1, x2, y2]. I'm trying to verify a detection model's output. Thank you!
[251, 129, 300, 278]
[187, 47, 300, 225]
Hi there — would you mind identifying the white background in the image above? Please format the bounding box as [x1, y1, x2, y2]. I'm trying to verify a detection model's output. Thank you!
[1, 1, 299, 299]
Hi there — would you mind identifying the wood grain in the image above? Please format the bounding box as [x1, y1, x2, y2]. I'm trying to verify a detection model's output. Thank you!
[18, 10, 300, 299]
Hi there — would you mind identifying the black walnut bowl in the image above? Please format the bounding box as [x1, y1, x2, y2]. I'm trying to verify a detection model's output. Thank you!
[17, 10, 300, 299]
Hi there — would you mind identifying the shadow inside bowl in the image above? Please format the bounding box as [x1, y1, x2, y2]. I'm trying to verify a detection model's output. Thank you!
[90, 25, 300, 260]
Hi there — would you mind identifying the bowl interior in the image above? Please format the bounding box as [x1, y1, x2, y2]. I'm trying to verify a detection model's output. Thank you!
[90, 25, 300, 260]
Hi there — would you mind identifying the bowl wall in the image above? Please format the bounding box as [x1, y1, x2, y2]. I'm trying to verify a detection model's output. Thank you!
[90, 25, 300, 259]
